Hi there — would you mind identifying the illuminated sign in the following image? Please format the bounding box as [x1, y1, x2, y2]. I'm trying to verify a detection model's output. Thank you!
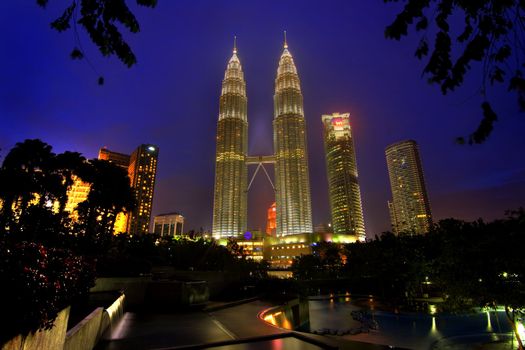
[331, 117, 346, 130]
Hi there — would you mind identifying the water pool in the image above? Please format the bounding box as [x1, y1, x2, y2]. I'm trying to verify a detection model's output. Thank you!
[307, 299, 518, 350]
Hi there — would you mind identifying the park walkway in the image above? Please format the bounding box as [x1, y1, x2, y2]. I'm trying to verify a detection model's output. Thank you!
[97, 300, 396, 349]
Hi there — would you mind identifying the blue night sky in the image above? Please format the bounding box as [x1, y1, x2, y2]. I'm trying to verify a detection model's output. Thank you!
[1, 1, 524, 237]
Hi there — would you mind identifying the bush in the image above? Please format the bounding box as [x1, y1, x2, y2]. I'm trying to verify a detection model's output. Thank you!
[0, 240, 95, 344]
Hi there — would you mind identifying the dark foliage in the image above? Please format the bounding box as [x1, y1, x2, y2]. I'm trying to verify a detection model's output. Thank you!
[0, 240, 95, 344]
[37, 0, 157, 82]
[0, 139, 134, 340]
[385, 0, 525, 143]
[292, 210, 525, 315]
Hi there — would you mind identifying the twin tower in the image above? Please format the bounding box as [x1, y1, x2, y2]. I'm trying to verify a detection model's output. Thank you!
[212, 38, 313, 238]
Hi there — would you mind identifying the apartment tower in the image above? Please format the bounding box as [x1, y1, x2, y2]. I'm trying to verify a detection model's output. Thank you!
[385, 140, 432, 234]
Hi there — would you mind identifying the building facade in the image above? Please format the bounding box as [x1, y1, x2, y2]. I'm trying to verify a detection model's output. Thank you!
[98, 145, 158, 235]
[127, 144, 158, 235]
[385, 140, 432, 234]
[154, 212, 184, 237]
[322, 113, 366, 241]
[64, 175, 90, 220]
[273, 40, 313, 236]
[98, 148, 131, 169]
[212, 38, 313, 242]
[212, 43, 248, 239]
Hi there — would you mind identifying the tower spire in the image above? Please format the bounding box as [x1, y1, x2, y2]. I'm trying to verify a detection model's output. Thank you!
[233, 35, 237, 54]
[283, 30, 288, 49]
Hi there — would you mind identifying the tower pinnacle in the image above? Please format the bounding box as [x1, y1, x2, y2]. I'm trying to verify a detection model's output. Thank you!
[233, 35, 237, 54]
[283, 30, 288, 49]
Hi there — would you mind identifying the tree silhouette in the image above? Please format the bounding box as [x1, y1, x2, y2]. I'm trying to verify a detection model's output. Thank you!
[75, 158, 135, 253]
[37, 0, 158, 84]
[385, 0, 525, 144]
[0, 139, 135, 250]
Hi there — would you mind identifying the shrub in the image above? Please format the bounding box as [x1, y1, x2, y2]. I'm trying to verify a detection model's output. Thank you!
[0, 240, 95, 344]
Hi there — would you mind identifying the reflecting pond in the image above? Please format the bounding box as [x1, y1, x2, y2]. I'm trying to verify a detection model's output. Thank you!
[307, 298, 518, 350]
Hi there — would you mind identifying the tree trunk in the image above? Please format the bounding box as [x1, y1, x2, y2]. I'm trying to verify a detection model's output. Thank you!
[505, 305, 524, 350]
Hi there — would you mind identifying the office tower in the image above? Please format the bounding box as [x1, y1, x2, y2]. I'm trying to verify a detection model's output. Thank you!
[266, 202, 276, 236]
[212, 41, 248, 239]
[322, 113, 366, 241]
[273, 36, 313, 236]
[385, 140, 432, 234]
[153, 212, 184, 237]
[127, 144, 158, 235]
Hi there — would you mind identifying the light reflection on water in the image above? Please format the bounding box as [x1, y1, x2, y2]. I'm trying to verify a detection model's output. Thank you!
[308, 299, 516, 350]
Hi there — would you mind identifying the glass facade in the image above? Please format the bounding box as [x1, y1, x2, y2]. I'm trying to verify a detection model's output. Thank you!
[212, 47, 248, 239]
[273, 44, 313, 236]
[385, 140, 432, 235]
[322, 113, 365, 241]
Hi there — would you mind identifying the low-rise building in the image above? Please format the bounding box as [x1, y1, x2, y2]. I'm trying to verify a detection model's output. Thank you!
[153, 212, 184, 237]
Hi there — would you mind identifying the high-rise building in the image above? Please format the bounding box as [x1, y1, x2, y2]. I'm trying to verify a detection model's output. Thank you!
[98, 145, 158, 235]
[273, 37, 313, 236]
[266, 202, 276, 236]
[322, 113, 366, 241]
[212, 41, 248, 239]
[153, 212, 184, 237]
[127, 144, 158, 235]
[385, 140, 432, 235]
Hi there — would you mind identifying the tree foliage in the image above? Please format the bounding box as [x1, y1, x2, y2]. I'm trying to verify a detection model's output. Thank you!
[0, 241, 95, 344]
[37, 0, 158, 83]
[385, 0, 525, 143]
[0, 139, 137, 340]
[291, 211, 525, 347]
[0, 139, 135, 250]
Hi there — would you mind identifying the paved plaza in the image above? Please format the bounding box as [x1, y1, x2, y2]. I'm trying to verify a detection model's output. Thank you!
[97, 300, 394, 350]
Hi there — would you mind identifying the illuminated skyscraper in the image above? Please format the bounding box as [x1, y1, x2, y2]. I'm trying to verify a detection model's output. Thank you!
[127, 144, 158, 235]
[98, 145, 158, 235]
[322, 113, 365, 241]
[273, 36, 313, 236]
[212, 40, 248, 239]
[386, 140, 432, 235]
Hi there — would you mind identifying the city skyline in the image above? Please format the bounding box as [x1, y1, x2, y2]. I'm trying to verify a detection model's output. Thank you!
[1, 2, 524, 238]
